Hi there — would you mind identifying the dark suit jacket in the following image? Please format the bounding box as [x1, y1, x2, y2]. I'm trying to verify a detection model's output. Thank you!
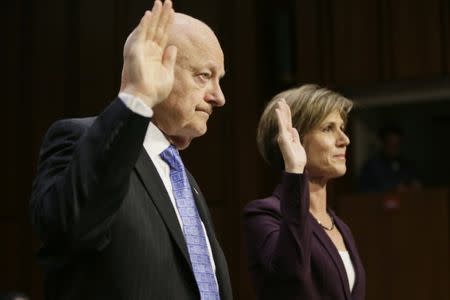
[243, 173, 365, 300]
[31, 98, 232, 300]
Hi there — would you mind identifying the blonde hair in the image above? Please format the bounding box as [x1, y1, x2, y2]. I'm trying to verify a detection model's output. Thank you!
[257, 84, 353, 170]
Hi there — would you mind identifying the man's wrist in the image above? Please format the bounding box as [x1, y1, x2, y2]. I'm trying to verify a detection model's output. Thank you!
[119, 92, 153, 118]
[284, 164, 305, 174]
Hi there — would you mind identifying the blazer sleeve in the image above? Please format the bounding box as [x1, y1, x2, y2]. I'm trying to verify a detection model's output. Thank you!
[30, 98, 150, 252]
[243, 172, 312, 279]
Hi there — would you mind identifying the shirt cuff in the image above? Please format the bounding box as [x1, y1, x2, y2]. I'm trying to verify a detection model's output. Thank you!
[118, 92, 153, 118]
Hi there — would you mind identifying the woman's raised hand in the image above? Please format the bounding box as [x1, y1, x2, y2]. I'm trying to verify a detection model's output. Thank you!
[275, 99, 307, 173]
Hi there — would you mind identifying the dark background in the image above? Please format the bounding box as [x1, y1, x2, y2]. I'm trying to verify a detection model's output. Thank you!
[4, 0, 450, 299]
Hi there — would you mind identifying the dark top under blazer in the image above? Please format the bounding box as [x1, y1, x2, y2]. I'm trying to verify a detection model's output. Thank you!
[243, 173, 365, 300]
[30, 98, 232, 300]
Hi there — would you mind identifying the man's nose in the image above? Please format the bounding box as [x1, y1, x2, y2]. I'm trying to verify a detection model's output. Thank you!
[206, 82, 225, 107]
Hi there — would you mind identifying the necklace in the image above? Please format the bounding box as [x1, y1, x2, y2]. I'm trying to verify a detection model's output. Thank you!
[315, 215, 335, 231]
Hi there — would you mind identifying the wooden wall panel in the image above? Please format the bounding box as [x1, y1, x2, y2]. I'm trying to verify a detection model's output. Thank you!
[390, 0, 443, 78]
[4, 0, 41, 298]
[337, 189, 449, 300]
[79, 0, 118, 114]
[4, 0, 21, 219]
[389, 189, 449, 300]
[30, 0, 69, 151]
[228, 1, 264, 298]
[443, 0, 450, 74]
[0, 223, 22, 291]
[295, 0, 323, 83]
[331, 0, 381, 85]
[295, 0, 332, 84]
[295, 0, 449, 86]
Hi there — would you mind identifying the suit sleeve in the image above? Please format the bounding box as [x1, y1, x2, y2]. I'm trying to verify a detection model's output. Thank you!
[30, 98, 150, 252]
[243, 172, 312, 279]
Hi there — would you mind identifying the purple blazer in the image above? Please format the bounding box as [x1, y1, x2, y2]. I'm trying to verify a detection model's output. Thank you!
[243, 173, 366, 300]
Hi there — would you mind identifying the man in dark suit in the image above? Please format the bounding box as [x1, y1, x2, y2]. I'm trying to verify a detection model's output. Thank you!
[30, 1, 232, 299]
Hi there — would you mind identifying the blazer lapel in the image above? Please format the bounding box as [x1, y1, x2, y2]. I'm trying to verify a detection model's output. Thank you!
[312, 217, 352, 299]
[333, 213, 365, 297]
[134, 149, 191, 267]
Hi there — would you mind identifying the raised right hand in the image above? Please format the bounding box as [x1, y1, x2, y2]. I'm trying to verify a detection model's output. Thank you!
[120, 0, 177, 108]
[275, 99, 307, 173]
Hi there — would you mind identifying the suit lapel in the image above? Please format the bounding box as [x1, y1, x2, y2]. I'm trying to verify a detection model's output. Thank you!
[312, 217, 351, 299]
[186, 172, 230, 298]
[134, 149, 191, 267]
[186, 172, 215, 239]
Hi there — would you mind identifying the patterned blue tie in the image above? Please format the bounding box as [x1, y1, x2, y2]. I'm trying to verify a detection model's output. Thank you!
[160, 145, 220, 300]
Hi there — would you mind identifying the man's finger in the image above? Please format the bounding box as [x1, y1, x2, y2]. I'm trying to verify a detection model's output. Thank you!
[155, 2, 173, 45]
[136, 11, 152, 40]
[162, 45, 178, 71]
[147, 0, 163, 40]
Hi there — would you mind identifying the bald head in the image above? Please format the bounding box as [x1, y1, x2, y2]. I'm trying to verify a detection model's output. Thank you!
[168, 13, 223, 67]
[171, 13, 215, 35]
[169, 13, 219, 44]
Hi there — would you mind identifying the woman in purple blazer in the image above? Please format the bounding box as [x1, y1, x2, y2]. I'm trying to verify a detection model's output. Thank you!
[244, 84, 366, 300]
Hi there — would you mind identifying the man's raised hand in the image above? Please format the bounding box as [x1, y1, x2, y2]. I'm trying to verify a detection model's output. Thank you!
[120, 0, 177, 108]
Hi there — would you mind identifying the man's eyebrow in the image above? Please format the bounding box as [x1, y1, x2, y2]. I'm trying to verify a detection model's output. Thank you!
[206, 68, 225, 79]
[211, 66, 225, 78]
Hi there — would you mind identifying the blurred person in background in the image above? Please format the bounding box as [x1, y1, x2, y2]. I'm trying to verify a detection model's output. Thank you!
[359, 124, 421, 193]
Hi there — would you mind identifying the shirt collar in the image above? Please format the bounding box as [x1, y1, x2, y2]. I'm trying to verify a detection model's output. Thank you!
[143, 122, 171, 158]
